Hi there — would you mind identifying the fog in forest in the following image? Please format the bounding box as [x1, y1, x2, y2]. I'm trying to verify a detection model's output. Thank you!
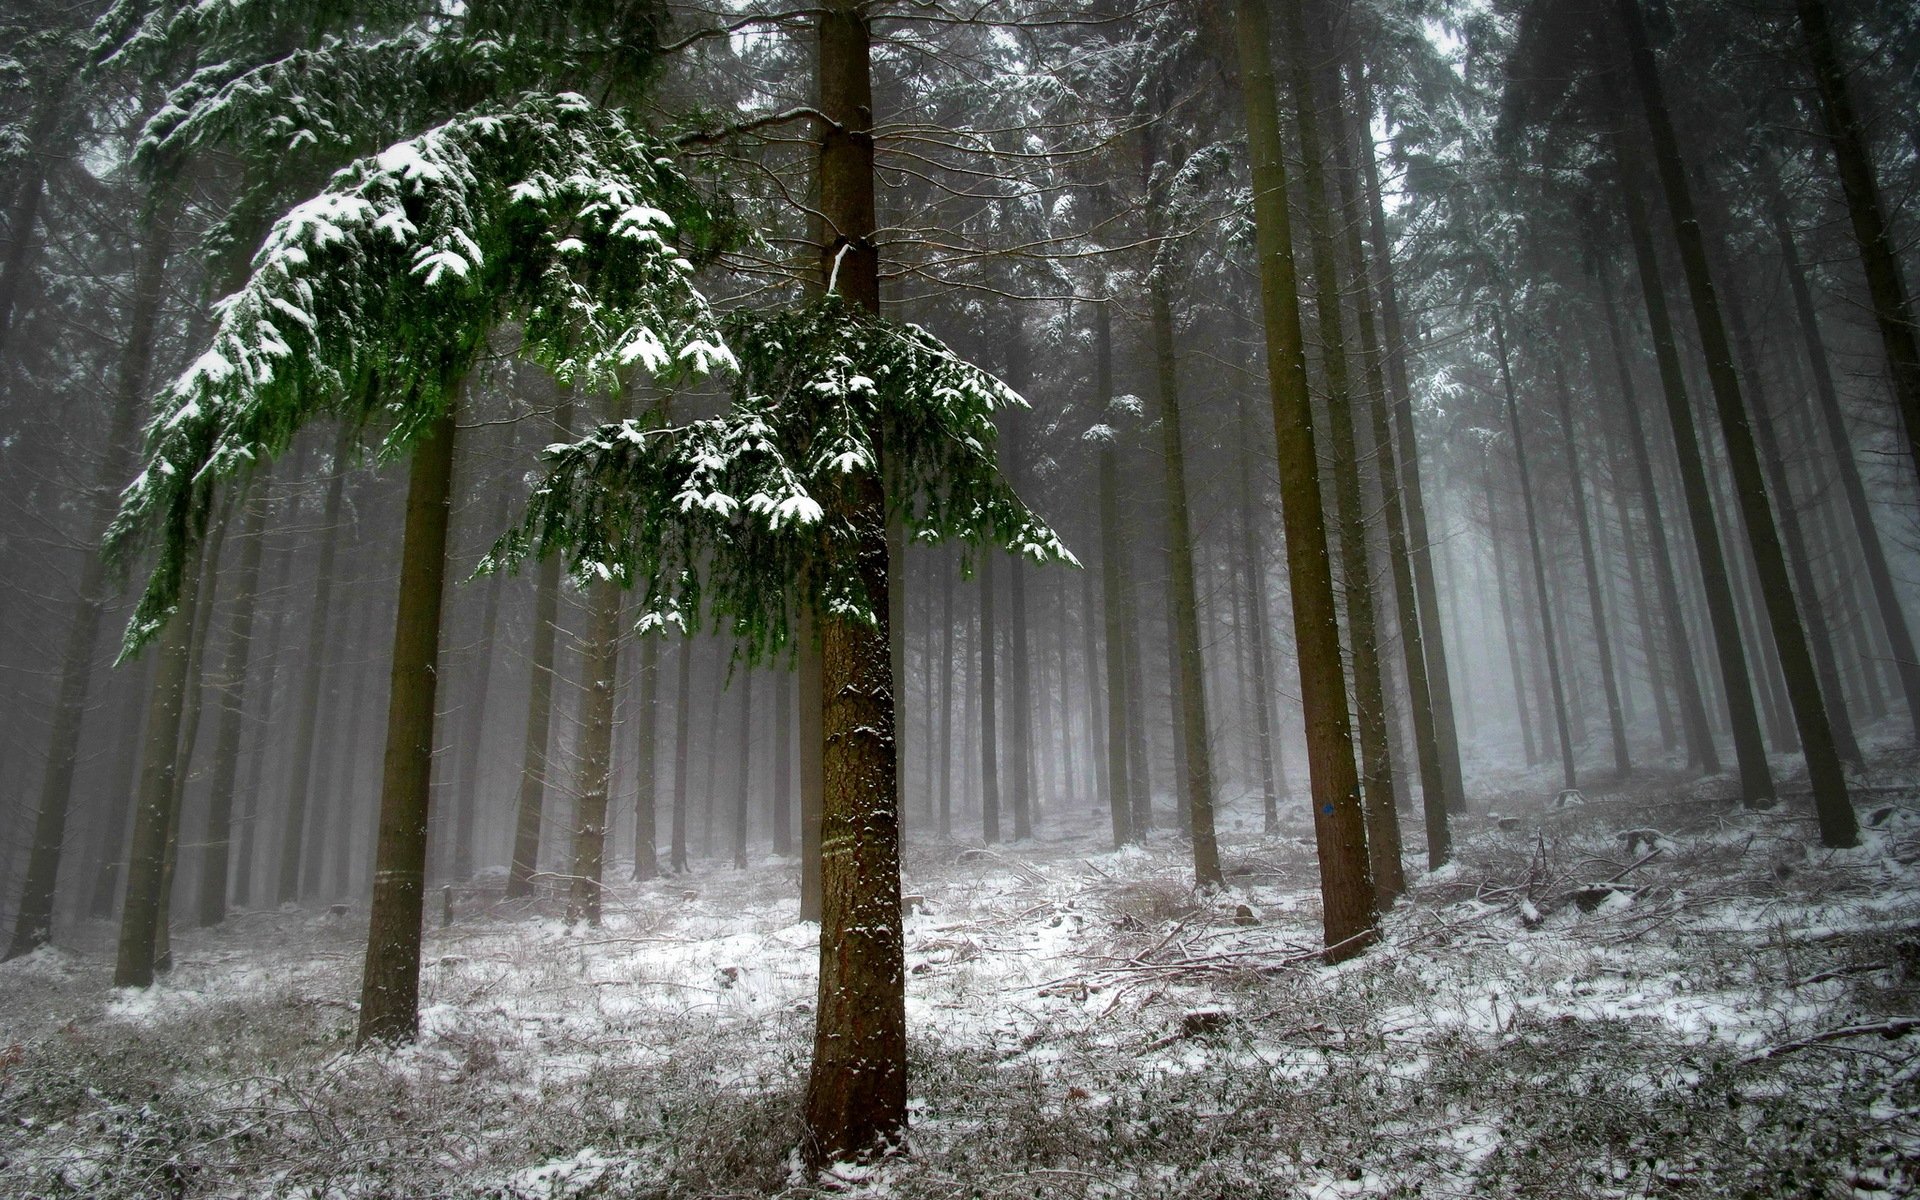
[0, 0, 1917, 1195]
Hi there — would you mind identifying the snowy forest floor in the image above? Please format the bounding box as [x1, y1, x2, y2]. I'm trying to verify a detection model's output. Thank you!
[4, 761, 1920, 1199]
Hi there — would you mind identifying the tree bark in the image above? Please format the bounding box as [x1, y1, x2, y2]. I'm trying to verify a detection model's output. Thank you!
[1550, 356, 1630, 778]
[938, 557, 956, 839]
[355, 395, 459, 1045]
[452, 485, 511, 883]
[277, 424, 354, 903]
[1611, 136, 1770, 799]
[1353, 52, 1465, 812]
[508, 391, 578, 897]
[114, 538, 204, 989]
[1148, 278, 1223, 886]
[733, 666, 752, 869]
[1492, 307, 1576, 790]
[1765, 176, 1920, 739]
[672, 637, 695, 874]
[801, 1, 906, 1164]
[195, 488, 268, 928]
[1615, 0, 1855, 846]
[979, 545, 1001, 844]
[1234, 0, 1376, 959]
[1094, 305, 1133, 848]
[567, 574, 622, 925]
[1795, 0, 1920, 500]
[7, 201, 173, 959]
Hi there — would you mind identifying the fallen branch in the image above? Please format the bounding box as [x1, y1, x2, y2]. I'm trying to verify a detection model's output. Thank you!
[1740, 1016, 1920, 1064]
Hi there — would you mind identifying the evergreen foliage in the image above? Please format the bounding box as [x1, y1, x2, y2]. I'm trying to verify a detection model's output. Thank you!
[494, 294, 1077, 664]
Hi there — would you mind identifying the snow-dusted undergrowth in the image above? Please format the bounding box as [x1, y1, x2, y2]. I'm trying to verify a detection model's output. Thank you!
[2, 777, 1917, 1198]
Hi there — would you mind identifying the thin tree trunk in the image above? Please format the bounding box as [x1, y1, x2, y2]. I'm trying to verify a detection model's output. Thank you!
[508, 392, 578, 897]
[798, 618, 824, 915]
[733, 667, 752, 869]
[1766, 178, 1920, 738]
[938, 557, 956, 839]
[1236, 393, 1282, 836]
[1615, 0, 1855, 845]
[1096, 308, 1133, 848]
[1589, 239, 1718, 769]
[1235, 0, 1376, 959]
[1492, 307, 1576, 790]
[1795, 0, 1920, 498]
[1353, 52, 1464, 811]
[7, 203, 173, 959]
[277, 425, 353, 903]
[1002, 334, 1035, 842]
[770, 645, 791, 857]
[1148, 278, 1223, 886]
[672, 637, 695, 874]
[452, 486, 511, 883]
[1551, 356, 1630, 777]
[567, 575, 622, 925]
[1612, 444, 1675, 752]
[195, 487, 268, 927]
[1611, 135, 1770, 797]
[114, 540, 204, 989]
[1487, 463, 1537, 765]
[979, 545, 1000, 844]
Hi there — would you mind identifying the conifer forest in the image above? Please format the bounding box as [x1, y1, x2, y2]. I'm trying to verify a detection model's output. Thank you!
[3, 0, 1920, 1194]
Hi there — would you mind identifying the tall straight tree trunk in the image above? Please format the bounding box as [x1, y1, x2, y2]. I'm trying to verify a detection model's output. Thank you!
[1612, 137, 1768, 796]
[1611, 442, 1675, 751]
[7, 202, 174, 959]
[508, 391, 578, 896]
[1795, 0, 1920, 495]
[770, 646, 791, 857]
[1766, 179, 1920, 737]
[798, 618, 824, 916]
[1096, 308, 1133, 848]
[452, 487, 510, 882]
[90, 656, 153, 920]
[1353, 53, 1464, 811]
[278, 425, 353, 903]
[733, 667, 752, 869]
[1722, 282, 1862, 763]
[1335, 74, 1450, 857]
[1147, 278, 1223, 887]
[1492, 309, 1576, 790]
[1002, 334, 1035, 842]
[1589, 240, 1717, 769]
[355, 394, 458, 1044]
[1291, 47, 1400, 898]
[114, 540, 204, 989]
[938, 558, 956, 839]
[1234, 0, 1376, 960]
[1615, 0, 1855, 845]
[567, 577, 622, 925]
[195, 487, 267, 927]
[230, 559, 289, 913]
[802, 1, 906, 1163]
[1551, 357, 1630, 777]
[0, 96, 64, 360]
[671, 637, 694, 874]
[1235, 393, 1282, 836]
[1487, 463, 1538, 764]
[979, 547, 1001, 843]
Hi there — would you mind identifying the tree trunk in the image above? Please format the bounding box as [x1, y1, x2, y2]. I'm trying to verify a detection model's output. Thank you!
[7, 202, 173, 959]
[195, 488, 268, 928]
[770, 644, 791, 857]
[1766, 178, 1920, 739]
[1492, 307, 1576, 790]
[1236, 393, 1282, 837]
[1335, 73, 1450, 855]
[1148, 279, 1223, 886]
[567, 575, 622, 925]
[938, 557, 955, 839]
[1235, 0, 1376, 959]
[1614, 0, 1855, 846]
[355, 396, 459, 1045]
[801, 1, 906, 1164]
[278, 424, 354, 903]
[1589, 238, 1718, 770]
[508, 392, 578, 897]
[1096, 309, 1133, 848]
[113, 540, 204, 989]
[733, 667, 752, 869]
[671, 637, 695, 874]
[1291, 57, 1401, 896]
[798, 619, 824, 915]
[1611, 136, 1770, 797]
[1002, 333, 1036, 842]
[1795, 0, 1920, 499]
[1551, 356, 1630, 778]
[979, 545, 1001, 844]
[452, 486, 511, 883]
[1486, 463, 1537, 764]
[0, 96, 64, 360]
[1352, 53, 1465, 812]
